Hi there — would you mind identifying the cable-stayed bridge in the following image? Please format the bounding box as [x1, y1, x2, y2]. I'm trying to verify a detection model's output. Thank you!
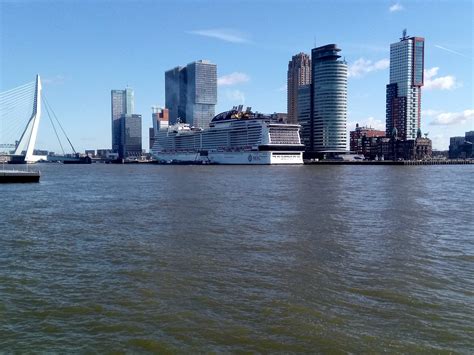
[0, 75, 45, 163]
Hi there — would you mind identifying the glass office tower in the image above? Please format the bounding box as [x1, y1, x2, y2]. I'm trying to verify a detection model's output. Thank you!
[119, 113, 142, 159]
[165, 60, 217, 128]
[311, 44, 348, 152]
[165, 67, 187, 125]
[111, 88, 134, 152]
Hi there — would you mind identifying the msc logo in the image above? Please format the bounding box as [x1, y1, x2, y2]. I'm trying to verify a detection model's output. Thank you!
[248, 154, 253, 162]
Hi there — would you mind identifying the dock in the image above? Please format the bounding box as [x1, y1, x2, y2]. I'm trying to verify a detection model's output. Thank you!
[0, 170, 40, 183]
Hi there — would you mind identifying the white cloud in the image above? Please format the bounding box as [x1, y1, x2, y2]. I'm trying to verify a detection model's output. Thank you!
[277, 85, 286, 92]
[389, 3, 404, 12]
[187, 29, 250, 43]
[217, 72, 250, 86]
[424, 67, 439, 80]
[425, 76, 457, 90]
[43, 75, 66, 85]
[430, 134, 446, 151]
[429, 109, 474, 126]
[424, 67, 460, 90]
[348, 58, 389, 78]
[225, 89, 245, 104]
[421, 109, 442, 117]
[349, 117, 385, 131]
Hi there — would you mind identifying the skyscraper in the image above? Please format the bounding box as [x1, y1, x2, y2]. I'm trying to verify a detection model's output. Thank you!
[111, 88, 134, 152]
[386, 30, 425, 140]
[165, 67, 186, 125]
[165, 60, 217, 128]
[309, 44, 347, 153]
[186, 60, 218, 128]
[119, 113, 142, 159]
[287, 53, 311, 124]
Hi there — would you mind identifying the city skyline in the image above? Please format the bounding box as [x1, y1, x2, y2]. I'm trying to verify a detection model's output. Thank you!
[1, 0, 472, 152]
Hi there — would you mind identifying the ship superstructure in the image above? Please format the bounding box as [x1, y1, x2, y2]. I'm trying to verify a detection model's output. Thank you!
[151, 106, 304, 164]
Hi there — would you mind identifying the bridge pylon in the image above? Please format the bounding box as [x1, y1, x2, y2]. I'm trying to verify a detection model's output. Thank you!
[12, 74, 46, 163]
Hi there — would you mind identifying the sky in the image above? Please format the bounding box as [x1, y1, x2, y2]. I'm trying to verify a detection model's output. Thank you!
[0, 0, 472, 152]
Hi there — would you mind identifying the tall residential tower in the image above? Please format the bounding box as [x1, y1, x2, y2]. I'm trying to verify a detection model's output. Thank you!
[287, 53, 311, 124]
[386, 30, 425, 140]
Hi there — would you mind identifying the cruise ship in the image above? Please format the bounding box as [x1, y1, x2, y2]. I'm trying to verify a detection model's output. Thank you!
[151, 107, 304, 165]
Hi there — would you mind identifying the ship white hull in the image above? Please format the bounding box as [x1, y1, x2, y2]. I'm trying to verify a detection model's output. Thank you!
[154, 151, 303, 165]
[154, 152, 203, 163]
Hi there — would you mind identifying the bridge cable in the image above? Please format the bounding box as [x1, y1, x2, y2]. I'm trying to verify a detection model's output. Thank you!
[0, 81, 34, 95]
[42, 94, 77, 154]
[0, 81, 36, 154]
[42, 96, 65, 155]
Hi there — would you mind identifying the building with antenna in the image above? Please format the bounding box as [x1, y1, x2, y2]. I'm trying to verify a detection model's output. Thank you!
[386, 30, 425, 140]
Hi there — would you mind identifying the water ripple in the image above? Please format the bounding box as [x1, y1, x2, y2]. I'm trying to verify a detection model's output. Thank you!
[1, 164, 473, 352]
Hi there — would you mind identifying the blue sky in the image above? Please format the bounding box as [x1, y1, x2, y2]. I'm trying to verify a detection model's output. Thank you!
[1, 0, 472, 151]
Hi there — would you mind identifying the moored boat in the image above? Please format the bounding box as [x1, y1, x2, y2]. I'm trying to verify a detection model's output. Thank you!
[0, 169, 40, 183]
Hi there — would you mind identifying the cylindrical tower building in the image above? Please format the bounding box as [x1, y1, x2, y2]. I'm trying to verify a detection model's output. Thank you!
[311, 44, 347, 152]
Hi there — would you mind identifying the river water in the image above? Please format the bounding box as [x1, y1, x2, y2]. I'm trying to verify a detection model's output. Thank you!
[1, 164, 473, 352]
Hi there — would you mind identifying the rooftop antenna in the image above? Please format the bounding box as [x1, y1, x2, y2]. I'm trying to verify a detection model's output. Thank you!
[402, 28, 407, 39]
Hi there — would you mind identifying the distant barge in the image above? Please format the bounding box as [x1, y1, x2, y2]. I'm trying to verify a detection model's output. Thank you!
[0, 170, 40, 183]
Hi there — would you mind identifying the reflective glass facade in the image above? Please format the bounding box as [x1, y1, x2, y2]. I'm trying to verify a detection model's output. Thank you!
[165, 67, 187, 124]
[165, 60, 217, 129]
[119, 113, 142, 158]
[186, 61, 217, 128]
[111, 88, 134, 152]
[413, 39, 424, 86]
[297, 85, 312, 150]
[311, 44, 348, 152]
